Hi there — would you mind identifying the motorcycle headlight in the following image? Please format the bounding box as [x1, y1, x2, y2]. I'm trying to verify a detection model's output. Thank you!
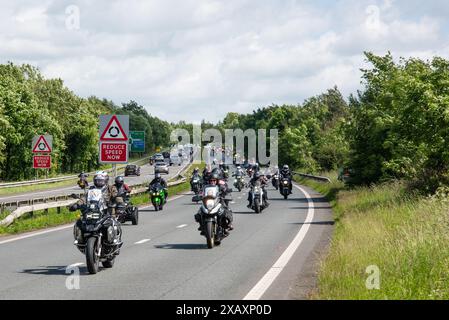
[206, 199, 215, 210]
[90, 204, 95, 209]
[283, 181, 288, 185]
[107, 226, 115, 243]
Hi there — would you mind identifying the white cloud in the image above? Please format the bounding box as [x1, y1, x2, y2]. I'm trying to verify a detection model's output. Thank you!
[1, 0, 448, 123]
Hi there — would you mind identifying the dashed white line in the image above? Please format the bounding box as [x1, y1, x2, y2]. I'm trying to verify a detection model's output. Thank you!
[243, 184, 315, 300]
[135, 239, 151, 244]
[176, 224, 188, 229]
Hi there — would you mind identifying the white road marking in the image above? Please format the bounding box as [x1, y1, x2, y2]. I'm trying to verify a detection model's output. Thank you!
[176, 224, 188, 229]
[0, 224, 72, 245]
[135, 239, 151, 244]
[243, 184, 315, 300]
[61, 262, 84, 270]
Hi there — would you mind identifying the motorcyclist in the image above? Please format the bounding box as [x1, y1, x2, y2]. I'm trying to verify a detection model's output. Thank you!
[149, 173, 168, 200]
[77, 172, 89, 189]
[247, 171, 269, 208]
[111, 176, 131, 203]
[190, 167, 202, 192]
[200, 168, 234, 233]
[233, 165, 245, 177]
[280, 164, 293, 194]
[202, 165, 212, 185]
[70, 172, 113, 214]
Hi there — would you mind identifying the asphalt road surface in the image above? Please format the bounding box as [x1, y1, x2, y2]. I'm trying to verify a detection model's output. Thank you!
[0, 174, 333, 300]
[0, 162, 189, 204]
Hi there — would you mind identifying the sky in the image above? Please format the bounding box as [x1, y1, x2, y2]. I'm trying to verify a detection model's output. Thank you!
[1, 0, 448, 123]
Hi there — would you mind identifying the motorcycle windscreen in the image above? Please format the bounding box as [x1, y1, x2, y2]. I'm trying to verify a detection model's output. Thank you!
[87, 188, 107, 211]
[203, 185, 219, 199]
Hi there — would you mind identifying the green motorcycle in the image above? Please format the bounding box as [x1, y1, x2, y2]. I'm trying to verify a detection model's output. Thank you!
[150, 184, 167, 211]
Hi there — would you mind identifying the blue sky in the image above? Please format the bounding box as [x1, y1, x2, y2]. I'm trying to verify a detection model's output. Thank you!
[1, 0, 448, 123]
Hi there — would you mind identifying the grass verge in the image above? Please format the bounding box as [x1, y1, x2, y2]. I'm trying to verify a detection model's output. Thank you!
[295, 173, 449, 300]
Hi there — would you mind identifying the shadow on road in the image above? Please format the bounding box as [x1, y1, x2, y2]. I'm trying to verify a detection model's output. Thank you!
[154, 243, 206, 250]
[19, 265, 89, 276]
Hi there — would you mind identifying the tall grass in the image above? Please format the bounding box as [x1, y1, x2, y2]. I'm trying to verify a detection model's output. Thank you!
[297, 174, 449, 300]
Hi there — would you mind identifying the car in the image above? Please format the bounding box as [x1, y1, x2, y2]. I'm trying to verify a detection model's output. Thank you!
[150, 153, 165, 165]
[154, 159, 169, 174]
[170, 154, 182, 166]
[124, 164, 141, 176]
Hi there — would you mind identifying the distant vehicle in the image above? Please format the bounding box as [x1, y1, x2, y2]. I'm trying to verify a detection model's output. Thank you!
[124, 164, 141, 177]
[150, 153, 164, 165]
[154, 159, 169, 174]
[170, 154, 182, 166]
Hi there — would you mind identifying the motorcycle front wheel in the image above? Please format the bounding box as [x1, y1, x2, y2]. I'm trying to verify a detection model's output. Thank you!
[86, 237, 100, 274]
[205, 221, 215, 249]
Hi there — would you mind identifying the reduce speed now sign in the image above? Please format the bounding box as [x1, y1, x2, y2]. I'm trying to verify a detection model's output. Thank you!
[99, 115, 129, 164]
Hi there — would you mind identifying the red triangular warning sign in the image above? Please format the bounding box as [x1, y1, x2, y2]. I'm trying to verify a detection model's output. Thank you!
[33, 135, 52, 153]
[100, 115, 128, 141]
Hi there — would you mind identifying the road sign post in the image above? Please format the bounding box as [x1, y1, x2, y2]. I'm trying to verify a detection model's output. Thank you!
[99, 115, 129, 165]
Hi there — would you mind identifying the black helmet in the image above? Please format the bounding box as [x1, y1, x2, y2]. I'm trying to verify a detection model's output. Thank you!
[211, 168, 221, 180]
[283, 165, 289, 171]
[115, 176, 124, 187]
[155, 173, 161, 180]
[254, 171, 262, 179]
[93, 174, 106, 188]
[193, 167, 199, 173]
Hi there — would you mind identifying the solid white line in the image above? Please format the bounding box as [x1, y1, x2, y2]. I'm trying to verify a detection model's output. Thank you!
[135, 239, 151, 244]
[176, 224, 188, 229]
[0, 224, 72, 245]
[243, 184, 315, 300]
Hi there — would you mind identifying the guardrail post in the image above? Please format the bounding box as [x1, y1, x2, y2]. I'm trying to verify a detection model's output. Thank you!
[44, 199, 48, 214]
[30, 200, 34, 217]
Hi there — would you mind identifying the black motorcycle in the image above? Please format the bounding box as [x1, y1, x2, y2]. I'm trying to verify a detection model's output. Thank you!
[115, 193, 139, 225]
[249, 181, 267, 213]
[195, 185, 228, 249]
[233, 174, 245, 192]
[72, 189, 123, 274]
[280, 177, 290, 200]
[191, 175, 202, 203]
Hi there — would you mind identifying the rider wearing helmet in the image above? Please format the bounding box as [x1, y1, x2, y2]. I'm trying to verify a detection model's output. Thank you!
[190, 167, 202, 192]
[280, 164, 293, 194]
[149, 173, 168, 199]
[111, 176, 131, 204]
[70, 172, 113, 213]
[247, 171, 269, 208]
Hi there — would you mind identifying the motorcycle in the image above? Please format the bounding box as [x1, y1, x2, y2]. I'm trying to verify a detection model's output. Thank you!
[280, 177, 290, 199]
[150, 183, 166, 211]
[196, 185, 227, 249]
[249, 181, 266, 213]
[72, 189, 123, 274]
[114, 193, 139, 225]
[272, 173, 280, 190]
[247, 168, 254, 178]
[233, 175, 245, 192]
[191, 176, 202, 203]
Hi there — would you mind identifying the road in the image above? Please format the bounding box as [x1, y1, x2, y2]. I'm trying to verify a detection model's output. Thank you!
[0, 162, 189, 204]
[0, 176, 333, 300]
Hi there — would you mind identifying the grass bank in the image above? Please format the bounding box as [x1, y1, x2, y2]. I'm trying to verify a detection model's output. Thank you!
[0, 162, 203, 236]
[296, 173, 449, 300]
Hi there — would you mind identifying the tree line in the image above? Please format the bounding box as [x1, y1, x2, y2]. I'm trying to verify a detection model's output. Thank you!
[0, 63, 172, 181]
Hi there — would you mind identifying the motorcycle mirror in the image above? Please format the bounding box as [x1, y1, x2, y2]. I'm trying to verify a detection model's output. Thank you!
[70, 193, 80, 199]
